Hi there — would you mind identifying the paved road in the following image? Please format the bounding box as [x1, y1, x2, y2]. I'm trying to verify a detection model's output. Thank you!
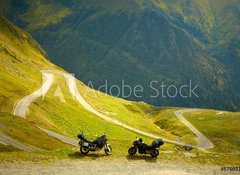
[12, 71, 213, 149]
[174, 109, 214, 149]
[64, 73, 188, 146]
[38, 127, 79, 147]
[0, 131, 35, 151]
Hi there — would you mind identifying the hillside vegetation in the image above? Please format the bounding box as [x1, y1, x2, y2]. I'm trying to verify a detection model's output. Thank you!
[0, 112, 68, 150]
[1, 0, 239, 111]
[0, 9, 239, 165]
[184, 110, 240, 153]
[0, 15, 178, 157]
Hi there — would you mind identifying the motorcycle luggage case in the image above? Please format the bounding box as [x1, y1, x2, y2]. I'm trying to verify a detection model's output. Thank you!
[152, 139, 164, 148]
[77, 134, 84, 139]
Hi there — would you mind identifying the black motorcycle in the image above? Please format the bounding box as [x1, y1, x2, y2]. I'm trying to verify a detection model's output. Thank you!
[77, 133, 112, 155]
[128, 138, 164, 157]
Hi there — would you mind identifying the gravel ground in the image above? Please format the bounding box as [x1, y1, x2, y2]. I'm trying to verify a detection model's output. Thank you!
[0, 159, 229, 175]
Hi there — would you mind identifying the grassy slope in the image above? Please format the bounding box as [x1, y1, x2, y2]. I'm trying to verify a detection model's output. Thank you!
[153, 108, 240, 154]
[0, 15, 179, 157]
[184, 110, 240, 165]
[0, 11, 239, 165]
[0, 15, 61, 113]
[0, 143, 19, 152]
[0, 16, 70, 151]
[184, 110, 240, 153]
[152, 108, 240, 165]
[151, 108, 197, 145]
[26, 74, 176, 157]
[78, 83, 177, 140]
[0, 112, 68, 150]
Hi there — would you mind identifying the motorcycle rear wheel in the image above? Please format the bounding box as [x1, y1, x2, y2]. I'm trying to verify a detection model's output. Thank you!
[128, 147, 137, 155]
[80, 146, 89, 154]
[150, 149, 159, 157]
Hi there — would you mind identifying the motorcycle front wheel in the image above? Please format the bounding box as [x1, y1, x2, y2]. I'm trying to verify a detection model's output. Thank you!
[150, 149, 159, 157]
[128, 147, 137, 155]
[104, 145, 112, 155]
[80, 146, 90, 154]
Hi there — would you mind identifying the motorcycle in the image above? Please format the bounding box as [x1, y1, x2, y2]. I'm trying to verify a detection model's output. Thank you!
[77, 133, 112, 155]
[128, 138, 164, 157]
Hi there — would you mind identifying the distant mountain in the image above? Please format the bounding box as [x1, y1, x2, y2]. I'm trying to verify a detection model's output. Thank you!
[2, 0, 239, 111]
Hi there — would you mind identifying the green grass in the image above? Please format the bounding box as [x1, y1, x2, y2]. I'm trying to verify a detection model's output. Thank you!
[0, 112, 68, 150]
[151, 108, 197, 145]
[1, 15, 172, 159]
[0, 14, 239, 166]
[0, 15, 62, 113]
[183, 110, 240, 165]
[25, 75, 175, 157]
[184, 110, 240, 154]
[77, 81, 178, 140]
[1, 144, 239, 165]
[0, 143, 19, 152]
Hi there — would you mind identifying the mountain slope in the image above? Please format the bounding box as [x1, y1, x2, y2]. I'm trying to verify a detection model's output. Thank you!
[0, 15, 61, 113]
[2, 0, 239, 110]
[0, 112, 68, 150]
[0, 15, 240, 165]
[184, 110, 240, 154]
[0, 15, 182, 154]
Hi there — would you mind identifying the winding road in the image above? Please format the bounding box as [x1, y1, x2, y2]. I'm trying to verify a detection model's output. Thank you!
[174, 109, 214, 149]
[13, 72, 54, 118]
[0, 131, 35, 151]
[11, 71, 213, 150]
[38, 127, 79, 147]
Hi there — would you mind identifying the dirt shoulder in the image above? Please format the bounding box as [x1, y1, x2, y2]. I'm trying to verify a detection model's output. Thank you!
[0, 159, 225, 175]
